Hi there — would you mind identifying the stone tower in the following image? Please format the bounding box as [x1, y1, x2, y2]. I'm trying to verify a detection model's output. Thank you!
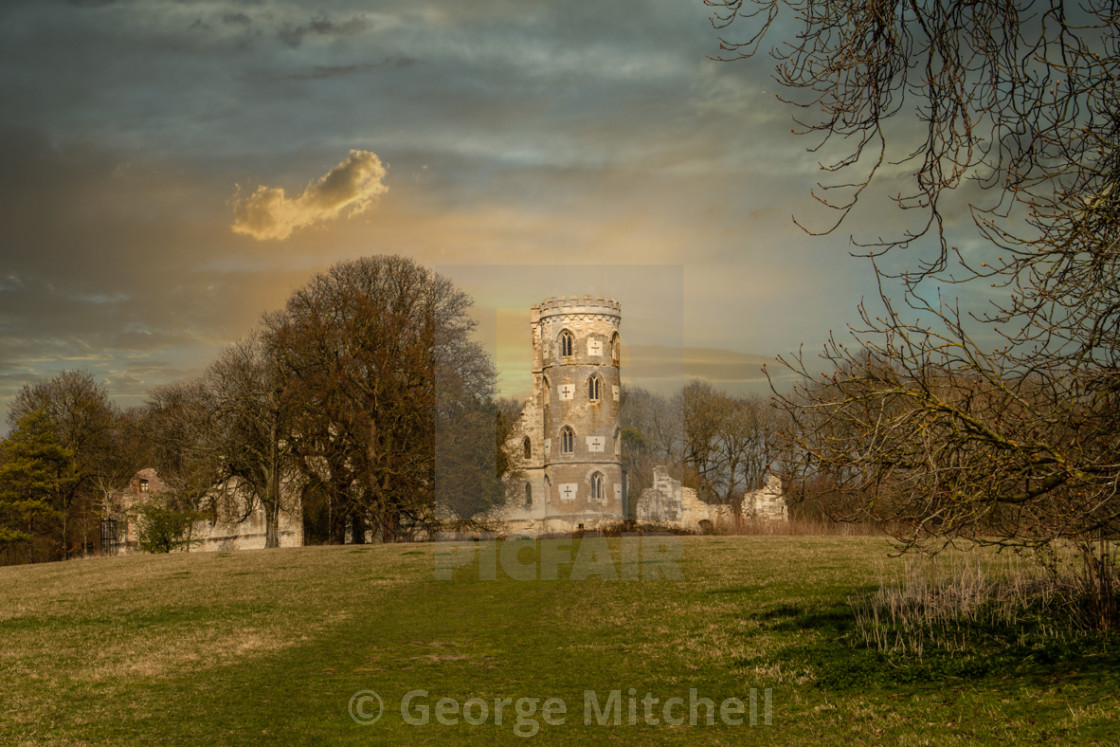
[508, 295, 624, 531]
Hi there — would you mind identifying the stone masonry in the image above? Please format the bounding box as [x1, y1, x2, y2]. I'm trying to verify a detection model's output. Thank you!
[635, 466, 788, 531]
[496, 295, 624, 533]
[103, 468, 303, 553]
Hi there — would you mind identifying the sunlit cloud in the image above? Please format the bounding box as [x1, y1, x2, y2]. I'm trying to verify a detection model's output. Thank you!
[231, 150, 389, 240]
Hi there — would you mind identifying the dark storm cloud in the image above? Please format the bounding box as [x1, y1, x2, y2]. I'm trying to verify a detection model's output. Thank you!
[0, 0, 785, 177]
[291, 57, 417, 78]
[277, 13, 373, 48]
[246, 57, 417, 82]
[0, 0, 886, 432]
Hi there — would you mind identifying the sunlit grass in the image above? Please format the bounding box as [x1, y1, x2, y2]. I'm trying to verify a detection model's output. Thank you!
[1, 537, 1117, 745]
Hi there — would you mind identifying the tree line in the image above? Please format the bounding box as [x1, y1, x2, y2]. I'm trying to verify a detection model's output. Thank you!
[621, 381, 783, 515]
[0, 251, 800, 565]
[0, 256, 518, 563]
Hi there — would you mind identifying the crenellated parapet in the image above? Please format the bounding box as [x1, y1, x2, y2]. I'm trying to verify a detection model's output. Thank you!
[535, 295, 621, 320]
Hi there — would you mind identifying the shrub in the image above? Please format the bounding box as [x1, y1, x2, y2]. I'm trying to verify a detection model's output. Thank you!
[135, 503, 201, 553]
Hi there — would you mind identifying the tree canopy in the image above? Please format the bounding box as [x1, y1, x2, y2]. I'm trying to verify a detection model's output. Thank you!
[265, 255, 503, 542]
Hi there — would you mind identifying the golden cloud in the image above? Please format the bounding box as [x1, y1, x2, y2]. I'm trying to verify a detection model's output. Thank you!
[231, 150, 388, 240]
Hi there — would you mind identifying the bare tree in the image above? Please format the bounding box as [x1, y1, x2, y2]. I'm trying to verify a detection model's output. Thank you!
[678, 383, 779, 510]
[206, 332, 298, 549]
[677, 381, 724, 499]
[265, 255, 499, 542]
[142, 380, 225, 518]
[711, 0, 1120, 616]
[621, 384, 780, 513]
[708, 393, 779, 507]
[619, 385, 681, 500]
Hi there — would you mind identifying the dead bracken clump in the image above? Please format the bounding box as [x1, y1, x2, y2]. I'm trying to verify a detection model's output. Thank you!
[851, 542, 1120, 658]
[713, 516, 883, 537]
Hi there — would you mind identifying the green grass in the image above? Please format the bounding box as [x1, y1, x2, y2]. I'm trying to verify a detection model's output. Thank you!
[1, 536, 1118, 745]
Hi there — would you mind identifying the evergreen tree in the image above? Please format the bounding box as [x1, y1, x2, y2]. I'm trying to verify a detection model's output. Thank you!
[0, 409, 78, 563]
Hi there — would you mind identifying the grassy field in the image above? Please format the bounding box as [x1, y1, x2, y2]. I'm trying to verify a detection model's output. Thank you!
[1, 535, 1118, 745]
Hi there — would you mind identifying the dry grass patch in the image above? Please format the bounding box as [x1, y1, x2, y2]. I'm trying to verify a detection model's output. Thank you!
[1, 537, 1117, 745]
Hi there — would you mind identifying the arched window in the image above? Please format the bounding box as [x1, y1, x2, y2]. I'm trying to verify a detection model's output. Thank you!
[541, 375, 550, 401]
[559, 329, 574, 358]
[544, 475, 551, 502]
[524, 482, 532, 509]
[522, 437, 532, 460]
[614, 427, 621, 459]
[588, 374, 601, 402]
[591, 472, 604, 501]
[560, 426, 575, 455]
[610, 332, 620, 366]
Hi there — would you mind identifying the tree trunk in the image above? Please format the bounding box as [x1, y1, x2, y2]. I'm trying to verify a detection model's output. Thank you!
[350, 510, 366, 544]
[60, 504, 68, 560]
[329, 495, 346, 544]
[381, 509, 399, 544]
[262, 474, 280, 549]
[265, 405, 281, 549]
[265, 499, 280, 548]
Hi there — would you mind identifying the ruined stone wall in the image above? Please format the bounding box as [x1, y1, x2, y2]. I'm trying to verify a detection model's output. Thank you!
[185, 482, 303, 551]
[636, 466, 725, 530]
[109, 470, 303, 553]
[500, 377, 550, 524]
[743, 476, 789, 521]
[636, 466, 789, 531]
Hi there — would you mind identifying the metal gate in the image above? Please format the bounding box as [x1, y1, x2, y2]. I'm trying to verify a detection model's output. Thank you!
[100, 518, 119, 556]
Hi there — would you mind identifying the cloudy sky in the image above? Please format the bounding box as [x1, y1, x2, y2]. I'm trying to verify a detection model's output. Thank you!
[0, 0, 900, 428]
